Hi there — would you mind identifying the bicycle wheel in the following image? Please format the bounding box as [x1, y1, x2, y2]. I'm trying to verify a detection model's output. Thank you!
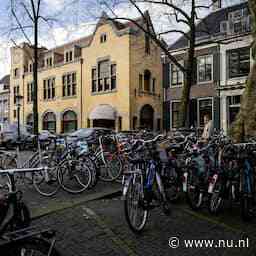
[186, 169, 203, 211]
[209, 179, 224, 214]
[33, 164, 60, 197]
[124, 172, 148, 233]
[97, 153, 122, 182]
[81, 156, 98, 188]
[58, 159, 92, 194]
[5, 237, 61, 256]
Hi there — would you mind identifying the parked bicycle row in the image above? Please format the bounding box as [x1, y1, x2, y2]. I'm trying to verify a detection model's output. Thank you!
[119, 130, 256, 233]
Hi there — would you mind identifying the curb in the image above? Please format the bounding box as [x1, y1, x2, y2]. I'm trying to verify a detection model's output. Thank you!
[31, 188, 122, 220]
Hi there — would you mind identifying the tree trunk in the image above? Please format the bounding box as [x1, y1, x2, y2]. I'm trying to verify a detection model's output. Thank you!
[179, 0, 196, 128]
[231, 0, 256, 142]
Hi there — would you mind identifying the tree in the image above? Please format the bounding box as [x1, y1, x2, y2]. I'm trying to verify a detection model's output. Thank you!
[231, 0, 256, 141]
[9, 0, 56, 135]
[98, 0, 215, 128]
[8, 0, 79, 135]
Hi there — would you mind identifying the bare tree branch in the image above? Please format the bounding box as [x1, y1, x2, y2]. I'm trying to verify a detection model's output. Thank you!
[11, 6, 32, 45]
[20, 2, 34, 22]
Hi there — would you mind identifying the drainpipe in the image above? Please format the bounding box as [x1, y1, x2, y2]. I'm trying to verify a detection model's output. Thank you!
[80, 58, 83, 128]
[22, 74, 25, 125]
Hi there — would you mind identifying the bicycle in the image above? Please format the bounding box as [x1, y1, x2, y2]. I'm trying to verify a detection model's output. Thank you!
[0, 167, 47, 235]
[50, 137, 92, 194]
[123, 134, 170, 233]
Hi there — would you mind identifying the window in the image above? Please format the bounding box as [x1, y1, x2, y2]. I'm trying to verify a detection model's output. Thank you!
[27, 82, 34, 103]
[198, 99, 213, 127]
[63, 73, 76, 97]
[152, 78, 156, 93]
[98, 60, 109, 92]
[144, 70, 151, 91]
[62, 110, 77, 133]
[171, 63, 183, 86]
[197, 55, 213, 83]
[100, 34, 107, 43]
[228, 47, 250, 79]
[227, 95, 241, 126]
[145, 34, 150, 54]
[92, 61, 117, 93]
[14, 109, 17, 118]
[118, 116, 122, 131]
[139, 74, 143, 91]
[171, 102, 181, 128]
[65, 50, 73, 62]
[92, 68, 97, 92]
[111, 64, 116, 90]
[45, 57, 53, 67]
[13, 86, 20, 104]
[26, 114, 33, 128]
[28, 63, 33, 73]
[43, 112, 56, 132]
[14, 68, 19, 78]
[43, 78, 55, 100]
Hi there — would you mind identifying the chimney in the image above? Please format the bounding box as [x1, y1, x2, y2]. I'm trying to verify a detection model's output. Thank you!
[212, 0, 222, 11]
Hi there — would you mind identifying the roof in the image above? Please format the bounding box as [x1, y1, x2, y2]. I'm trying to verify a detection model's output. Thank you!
[169, 1, 249, 51]
[43, 12, 148, 55]
[0, 75, 10, 86]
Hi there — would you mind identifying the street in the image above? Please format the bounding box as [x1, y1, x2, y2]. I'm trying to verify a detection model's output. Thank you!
[27, 187, 256, 256]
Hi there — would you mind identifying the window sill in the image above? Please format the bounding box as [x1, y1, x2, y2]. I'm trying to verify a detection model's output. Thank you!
[138, 91, 160, 97]
[62, 95, 77, 99]
[227, 76, 248, 81]
[197, 80, 213, 85]
[170, 84, 183, 88]
[91, 89, 117, 95]
[43, 98, 56, 102]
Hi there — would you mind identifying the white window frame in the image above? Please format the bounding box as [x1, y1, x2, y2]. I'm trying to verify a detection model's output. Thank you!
[64, 48, 74, 63]
[197, 55, 214, 84]
[197, 97, 214, 128]
[170, 60, 184, 88]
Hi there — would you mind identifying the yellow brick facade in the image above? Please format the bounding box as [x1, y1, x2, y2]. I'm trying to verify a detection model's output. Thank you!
[9, 14, 162, 133]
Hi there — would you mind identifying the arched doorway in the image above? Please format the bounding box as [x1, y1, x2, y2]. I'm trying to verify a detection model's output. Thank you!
[42, 112, 56, 133]
[140, 104, 154, 130]
[26, 113, 33, 129]
[62, 110, 77, 133]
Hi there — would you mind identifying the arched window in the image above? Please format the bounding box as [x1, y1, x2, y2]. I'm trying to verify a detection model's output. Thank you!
[43, 112, 56, 133]
[144, 70, 151, 92]
[62, 110, 77, 133]
[26, 113, 33, 128]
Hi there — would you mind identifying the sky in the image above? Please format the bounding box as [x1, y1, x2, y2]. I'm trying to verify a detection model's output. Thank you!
[0, 0, 244, 79]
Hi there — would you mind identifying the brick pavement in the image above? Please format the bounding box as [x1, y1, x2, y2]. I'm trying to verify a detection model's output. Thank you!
[32, 196, 256, 256]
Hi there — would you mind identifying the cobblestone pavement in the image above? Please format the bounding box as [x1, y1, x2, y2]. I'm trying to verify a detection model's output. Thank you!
[33, 196, 256, 256]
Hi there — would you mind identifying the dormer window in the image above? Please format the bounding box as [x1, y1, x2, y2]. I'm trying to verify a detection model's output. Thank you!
[65, 50, 73, 63]
[14, 68, 19, 78]
[45, 56, 53, 67]
[100, 33, 107, 43]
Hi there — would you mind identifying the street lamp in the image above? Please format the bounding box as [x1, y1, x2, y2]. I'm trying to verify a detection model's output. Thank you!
[15, 94, 23, 142]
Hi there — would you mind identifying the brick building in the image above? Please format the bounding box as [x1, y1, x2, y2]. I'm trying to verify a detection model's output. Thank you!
[163, 1, 252, 134]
